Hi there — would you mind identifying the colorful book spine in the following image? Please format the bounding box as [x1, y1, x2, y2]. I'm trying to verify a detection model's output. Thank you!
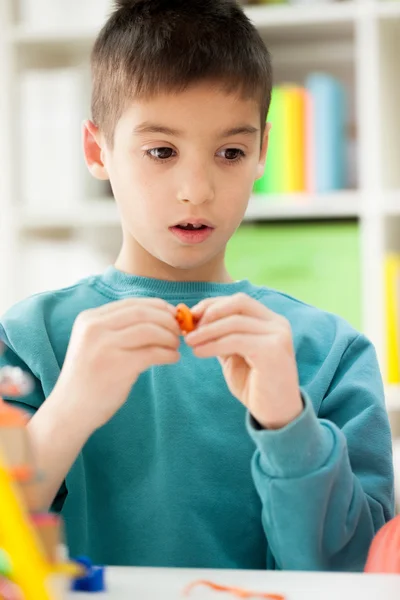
[305, 88, 315, 194]
[282, 86, 307, 193]
[385, 254, 400, 384]
[258, 86, 286, 194]
[253, 74, 347, 196]
[305, 73, 346, 193]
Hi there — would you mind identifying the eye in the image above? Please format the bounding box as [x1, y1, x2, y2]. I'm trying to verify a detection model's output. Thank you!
[217, 148, 246, 162]
[147, 147, 176, 161]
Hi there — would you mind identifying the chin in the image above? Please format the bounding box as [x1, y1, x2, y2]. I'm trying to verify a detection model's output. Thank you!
[161, 252, 215, 272]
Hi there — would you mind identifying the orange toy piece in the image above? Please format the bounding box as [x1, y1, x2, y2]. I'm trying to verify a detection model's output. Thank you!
[0, 400, 29, 427]
[183, 580, 285, 600]
[176, 304, 197, 335]
[365, 514, 400, 573]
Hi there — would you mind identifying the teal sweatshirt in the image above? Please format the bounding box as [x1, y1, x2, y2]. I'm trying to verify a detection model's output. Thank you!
[0, 267, 394, 571]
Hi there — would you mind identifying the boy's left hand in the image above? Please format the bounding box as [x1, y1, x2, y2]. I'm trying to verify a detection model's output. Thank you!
[185, 293, 303, 430]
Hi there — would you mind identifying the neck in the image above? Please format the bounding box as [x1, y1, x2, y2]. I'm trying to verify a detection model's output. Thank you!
[115, 237, 233, 283]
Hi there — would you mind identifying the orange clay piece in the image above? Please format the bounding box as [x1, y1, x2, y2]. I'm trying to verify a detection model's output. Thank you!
[176, 304, 198, 335]
[0, 398, 29, 427]
[9, 465, 34, 483]
[183, 580, 285, 600]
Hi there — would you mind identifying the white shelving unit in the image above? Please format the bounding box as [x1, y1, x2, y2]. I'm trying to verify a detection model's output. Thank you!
[15, 191, 361, 231]
[1, 0, 400, 416]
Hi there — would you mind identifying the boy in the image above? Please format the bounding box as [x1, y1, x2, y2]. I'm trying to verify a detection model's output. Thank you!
[0, 0, 394, 572]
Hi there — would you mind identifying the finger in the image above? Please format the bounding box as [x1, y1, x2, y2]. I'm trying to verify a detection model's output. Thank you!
[191, 296, 231, 325]
[93, 297, 176, 317]
[191, 296, 224, 317]
[133, 347, 180, 371]
[115, 323, 180, 350]
[192, 333, 267, 360]
[185, 315, 269, 346]
[106, 304, 181, 335]
[195, 293, 275, 326]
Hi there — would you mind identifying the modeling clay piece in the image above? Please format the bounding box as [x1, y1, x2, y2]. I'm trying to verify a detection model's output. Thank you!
[71, 556, 105, 593]
[184, 580, 285, 599]
[176, 304, 197, 335]
[0, 346, 81, 600]
[0, 366, 34, 398]
[365, 514, 400, 573]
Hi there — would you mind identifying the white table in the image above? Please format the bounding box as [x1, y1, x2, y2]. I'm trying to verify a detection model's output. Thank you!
[68, 567, 400, 599]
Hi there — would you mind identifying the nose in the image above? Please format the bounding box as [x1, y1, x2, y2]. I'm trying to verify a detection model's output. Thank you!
[177, 159, 215, 206]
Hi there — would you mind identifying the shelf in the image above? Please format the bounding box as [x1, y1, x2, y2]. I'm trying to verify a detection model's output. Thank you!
[244, 2, 359, 28]
[376, 2, 400, 18]
[246, 191, 360, 221]
[384, 190, 400, 215]
[18, 200, 120, 230]
[9, 3, 361, 49]
[9, 26, 98, 48]
[245, 2, 358, 43]
[385, 385, 400, 411]
[18, 192, 360, 232]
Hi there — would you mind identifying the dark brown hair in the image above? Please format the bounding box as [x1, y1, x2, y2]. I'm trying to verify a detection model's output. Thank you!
[91, 0, 273, 147]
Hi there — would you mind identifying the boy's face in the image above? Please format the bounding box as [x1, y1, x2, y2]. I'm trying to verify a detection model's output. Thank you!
[84, 82, 269, 281]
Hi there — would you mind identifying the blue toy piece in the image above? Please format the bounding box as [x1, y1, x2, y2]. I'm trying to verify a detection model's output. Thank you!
[71, 556, 105, 593]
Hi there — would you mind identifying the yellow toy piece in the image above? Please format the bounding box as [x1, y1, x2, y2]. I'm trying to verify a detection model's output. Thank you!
[0, 443, 57, 600]
[0, 397, 82, 600]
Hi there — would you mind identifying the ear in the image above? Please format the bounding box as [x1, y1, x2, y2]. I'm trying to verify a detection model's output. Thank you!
[255, 122, 271, 180]
[82, 120, 110, 180]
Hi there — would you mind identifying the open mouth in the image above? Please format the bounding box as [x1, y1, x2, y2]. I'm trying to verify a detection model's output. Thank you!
[175, 223, 208, 231]
[170, 221, 214, 244]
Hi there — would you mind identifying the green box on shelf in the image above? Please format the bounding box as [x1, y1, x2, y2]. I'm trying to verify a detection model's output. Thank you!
[225, 221, 361, 330]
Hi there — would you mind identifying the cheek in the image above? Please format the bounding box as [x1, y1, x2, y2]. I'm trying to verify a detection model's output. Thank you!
[220, 165, 255, 201]
[222, 156, 258, 185]
[112, 160, 171, 222]
[217, 169, 254, 224]
[111, 154, 156, 196]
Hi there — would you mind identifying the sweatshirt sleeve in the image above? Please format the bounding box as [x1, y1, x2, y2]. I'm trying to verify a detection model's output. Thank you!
[247, 333, 394, 572]
[0, 323, 45, 414]
[0, 323, 68, 513]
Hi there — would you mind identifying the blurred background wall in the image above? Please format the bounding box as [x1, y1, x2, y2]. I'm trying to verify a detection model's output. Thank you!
[2, 0, 400, 502]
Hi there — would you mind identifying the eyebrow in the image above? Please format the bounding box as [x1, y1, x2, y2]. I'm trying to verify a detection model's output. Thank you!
[220, 125, 259, 137]
[133, 123, 182, 136]
[133, 123, 259, 138]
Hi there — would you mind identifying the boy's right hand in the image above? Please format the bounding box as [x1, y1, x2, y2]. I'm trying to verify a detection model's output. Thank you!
[53, 298, 181, 432]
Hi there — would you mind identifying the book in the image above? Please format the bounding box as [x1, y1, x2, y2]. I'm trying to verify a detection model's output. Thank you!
[254, 74, 348, 196]
[305, 88, 315, 193]
[282, 86, 307, 193]
[306, 73, 346, 193]
[258, 86, 286, 194]
[385, 254, 400, 384]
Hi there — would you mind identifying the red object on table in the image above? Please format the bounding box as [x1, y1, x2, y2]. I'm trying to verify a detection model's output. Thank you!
[365, 514, 400, 573]
[183, 579, 285, 599]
